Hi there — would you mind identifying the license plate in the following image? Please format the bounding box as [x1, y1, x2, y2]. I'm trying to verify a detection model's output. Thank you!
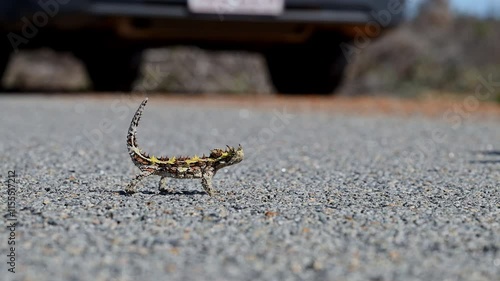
[188, 0, 285, 16]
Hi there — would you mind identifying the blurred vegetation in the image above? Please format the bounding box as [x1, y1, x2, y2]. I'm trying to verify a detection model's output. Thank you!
[343, 0, 500, 102]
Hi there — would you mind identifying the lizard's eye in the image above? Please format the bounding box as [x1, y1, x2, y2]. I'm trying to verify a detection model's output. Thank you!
[210, 149, 222, 158]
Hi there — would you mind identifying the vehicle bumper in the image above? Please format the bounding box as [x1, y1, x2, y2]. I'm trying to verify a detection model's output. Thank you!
[0, 0, 405, 48]
[87, 0, 404, 26]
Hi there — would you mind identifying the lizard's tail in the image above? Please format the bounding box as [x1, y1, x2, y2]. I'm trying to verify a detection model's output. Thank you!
[127, 98, 149, 166]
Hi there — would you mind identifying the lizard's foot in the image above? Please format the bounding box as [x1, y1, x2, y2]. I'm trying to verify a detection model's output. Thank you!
[126, 169, 155, 195]
[204, 188, 215, 197]
[159, 187, 175, 193]
[125, 185, 137, 194]
[158, 176, 174, 193]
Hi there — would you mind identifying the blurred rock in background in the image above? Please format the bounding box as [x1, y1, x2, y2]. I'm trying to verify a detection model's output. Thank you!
[133, 47, 272, 94]
[2, 47, 273, 94]
[2, 48, 90, 91]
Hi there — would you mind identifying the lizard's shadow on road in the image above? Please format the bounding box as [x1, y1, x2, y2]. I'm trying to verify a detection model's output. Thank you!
[469, 150, 500, 164]
[113, 190, 206, 196]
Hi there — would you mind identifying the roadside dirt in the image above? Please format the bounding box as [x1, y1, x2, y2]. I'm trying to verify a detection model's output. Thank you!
[44, 93, 500, 119]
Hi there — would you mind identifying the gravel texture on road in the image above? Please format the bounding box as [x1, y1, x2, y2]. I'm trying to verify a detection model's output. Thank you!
[0, 95, 499, 281]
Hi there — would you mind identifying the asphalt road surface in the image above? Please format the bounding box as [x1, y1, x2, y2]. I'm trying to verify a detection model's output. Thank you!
[0, 95, 499, 281]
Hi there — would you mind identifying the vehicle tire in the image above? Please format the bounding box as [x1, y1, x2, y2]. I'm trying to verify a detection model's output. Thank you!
[264, 33, 348, 95]
[0, 47, 11, 91]
[74, 48, 143, 92]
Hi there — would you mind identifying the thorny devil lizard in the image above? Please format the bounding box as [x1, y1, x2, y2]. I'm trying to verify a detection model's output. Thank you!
[125, 98, 244, 196]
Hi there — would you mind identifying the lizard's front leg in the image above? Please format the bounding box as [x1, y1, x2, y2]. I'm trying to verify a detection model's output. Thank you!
[158, 176, 171, 193]
[201, 169, 215, 196]
[126, 169, 155, 194]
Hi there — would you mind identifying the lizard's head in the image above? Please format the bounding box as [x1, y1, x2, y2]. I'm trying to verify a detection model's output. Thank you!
[210, 144, 244, 170]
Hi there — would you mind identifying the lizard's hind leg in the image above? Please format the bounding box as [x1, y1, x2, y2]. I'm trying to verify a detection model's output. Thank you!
[126, 169, 155, 194]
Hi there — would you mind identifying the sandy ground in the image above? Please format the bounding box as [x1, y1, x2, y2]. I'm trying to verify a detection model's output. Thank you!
[28, 92, 500, 117]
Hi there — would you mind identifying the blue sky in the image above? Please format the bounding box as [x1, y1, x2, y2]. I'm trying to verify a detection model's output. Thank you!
[407, 0, 500, 18]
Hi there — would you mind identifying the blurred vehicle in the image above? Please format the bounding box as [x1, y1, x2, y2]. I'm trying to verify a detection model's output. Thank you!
[0, 0, 405, 94]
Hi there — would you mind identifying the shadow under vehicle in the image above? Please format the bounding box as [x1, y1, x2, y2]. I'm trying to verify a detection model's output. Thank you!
[0, 0, 405, 94]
